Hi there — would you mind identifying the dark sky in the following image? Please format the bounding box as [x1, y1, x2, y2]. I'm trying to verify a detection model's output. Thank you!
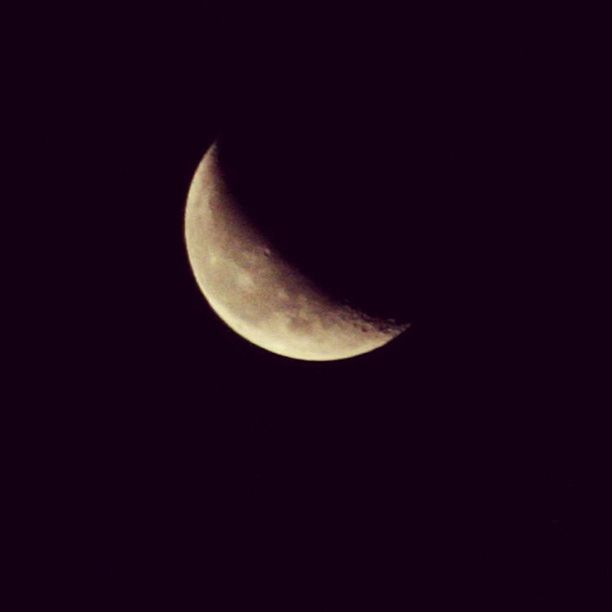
[16, 6, 609, 608]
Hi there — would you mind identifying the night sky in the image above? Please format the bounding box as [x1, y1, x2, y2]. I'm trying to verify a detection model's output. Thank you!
[17, 6, 609, 608]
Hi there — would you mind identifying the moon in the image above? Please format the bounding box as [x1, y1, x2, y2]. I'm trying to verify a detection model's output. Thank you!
[184, 143, 409, 361]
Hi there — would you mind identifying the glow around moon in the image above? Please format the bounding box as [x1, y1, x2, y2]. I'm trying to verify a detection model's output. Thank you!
[184, 143, 409, 361]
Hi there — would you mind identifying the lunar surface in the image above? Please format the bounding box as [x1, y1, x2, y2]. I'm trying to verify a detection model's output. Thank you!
[184, 143, 409, 361]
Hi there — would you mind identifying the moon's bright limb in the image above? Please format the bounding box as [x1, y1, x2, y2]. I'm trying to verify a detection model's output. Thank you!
[184, 143, 409, 361]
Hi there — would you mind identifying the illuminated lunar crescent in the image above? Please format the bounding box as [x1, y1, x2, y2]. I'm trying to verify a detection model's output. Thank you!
[184, 143, 409, 361]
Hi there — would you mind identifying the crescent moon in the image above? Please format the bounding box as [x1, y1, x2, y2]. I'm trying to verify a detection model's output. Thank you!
[184, 143, 409, 361]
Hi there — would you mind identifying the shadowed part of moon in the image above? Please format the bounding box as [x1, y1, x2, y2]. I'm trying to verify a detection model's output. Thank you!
[184, 144, 409, 361]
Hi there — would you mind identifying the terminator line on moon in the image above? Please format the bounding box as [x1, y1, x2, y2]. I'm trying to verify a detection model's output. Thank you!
[184, 143, 409, 361]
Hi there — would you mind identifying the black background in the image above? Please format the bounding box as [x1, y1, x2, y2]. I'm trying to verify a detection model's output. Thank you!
[14, 5, 609, 608]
